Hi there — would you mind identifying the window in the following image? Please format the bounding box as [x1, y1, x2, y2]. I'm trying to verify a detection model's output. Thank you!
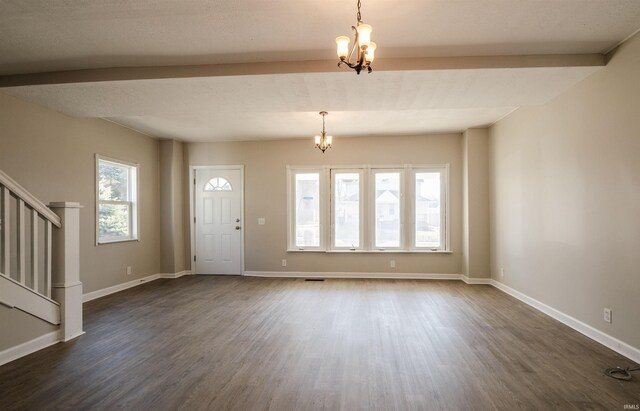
[288, 165, 449, 252]
[373, 170, 402, 249]
[414, 171, 443, 249]
[332, 170, 362, 249]
[204, 177, 232, 191]
[292, 171, 323, 249]
[96, 156, 138, 244]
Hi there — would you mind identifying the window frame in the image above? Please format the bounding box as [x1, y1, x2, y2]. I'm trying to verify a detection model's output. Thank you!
[286, 166, 328, 251]
[409, 165, 449, 251]
[287, 164, 450, 253]
[330, 168, 365, 251]
[95, 154, 140, 245]
[371, 168, 405, 251]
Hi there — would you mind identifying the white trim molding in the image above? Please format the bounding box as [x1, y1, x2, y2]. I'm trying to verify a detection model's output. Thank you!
[0, 331, 59, 367]
[0, 273, 61, 325]
[82, 271, 192, 303]
[461, 275, 492, 285]
[244, 271, 462, 280]
[490, 279, 640, 364]
[158, 270, 192, 279]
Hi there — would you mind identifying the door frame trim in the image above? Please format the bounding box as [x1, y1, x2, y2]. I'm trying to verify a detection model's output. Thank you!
[189, 165, 245, 275]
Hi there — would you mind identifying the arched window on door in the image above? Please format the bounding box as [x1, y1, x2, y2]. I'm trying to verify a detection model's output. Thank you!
[204, 177, 232, 191]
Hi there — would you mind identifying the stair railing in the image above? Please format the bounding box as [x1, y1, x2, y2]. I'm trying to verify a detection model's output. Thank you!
[0, 169, 61, 298]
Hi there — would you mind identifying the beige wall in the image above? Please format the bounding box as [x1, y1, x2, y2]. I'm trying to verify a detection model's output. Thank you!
[462, 128, 490, 279]
[160, 141, 175, 273]
[187, 134, 464, 274]
[160, 140, 187, 273]
[0, 92, 161, 294]
[489, 33, 640, 349]
[0, 306, 57, 351]
[172, 142, 186, 272]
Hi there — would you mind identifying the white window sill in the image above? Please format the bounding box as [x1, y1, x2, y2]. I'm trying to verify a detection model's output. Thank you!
[287, 249, 452, 254]
[97, 238, 139, 246]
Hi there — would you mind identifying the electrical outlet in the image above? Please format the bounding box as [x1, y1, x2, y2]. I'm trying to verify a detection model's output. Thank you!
[500, 268, 505, 277]
[126, 266, 132, 275]
[390, 260, 396, 268]
[258, 218, 266, 225]
[281, 259, 287, 267]
[603, 308, 612, 323]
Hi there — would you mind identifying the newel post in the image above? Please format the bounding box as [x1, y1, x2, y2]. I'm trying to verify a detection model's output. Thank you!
[49, 202, 84, 342]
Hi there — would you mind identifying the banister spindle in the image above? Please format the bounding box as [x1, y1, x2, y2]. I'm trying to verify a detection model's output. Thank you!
[45, 220, 52, 298]
[31, 208, 39, 293]
[1, 187, 9, 276]
[18, 199, 26, 284]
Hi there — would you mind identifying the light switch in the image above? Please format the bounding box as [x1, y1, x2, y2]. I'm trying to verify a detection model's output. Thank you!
[258, 218, 266, 225]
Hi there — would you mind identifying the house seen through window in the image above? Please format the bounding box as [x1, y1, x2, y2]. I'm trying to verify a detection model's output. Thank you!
[288, 165, 448, 252]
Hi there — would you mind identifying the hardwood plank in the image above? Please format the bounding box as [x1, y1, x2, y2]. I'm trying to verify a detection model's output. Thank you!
[0, 277, 638, 410]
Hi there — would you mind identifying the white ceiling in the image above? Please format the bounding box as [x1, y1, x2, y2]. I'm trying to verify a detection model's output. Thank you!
[1, 0, 639, 141]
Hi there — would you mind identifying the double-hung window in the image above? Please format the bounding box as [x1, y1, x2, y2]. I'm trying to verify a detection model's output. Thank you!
[96, 155, 139, 244]
[373, 169, 403, 250]
[288, 165, 449, 252]
[289, 168, 326, 250]
[412, 168, 445, 250]
[332, 169, 363, 250]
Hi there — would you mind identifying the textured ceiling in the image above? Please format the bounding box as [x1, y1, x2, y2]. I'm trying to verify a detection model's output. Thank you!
[1, 0, 640, 74]
[1, 0, 639, 141]
[3, 67, 600, 140]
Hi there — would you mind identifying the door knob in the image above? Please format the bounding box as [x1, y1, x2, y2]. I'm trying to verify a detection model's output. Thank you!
[235, 226, 241, 230]
[236, 218, 240, 222]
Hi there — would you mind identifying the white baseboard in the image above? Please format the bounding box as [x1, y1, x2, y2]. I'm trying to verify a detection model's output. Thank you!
[0, 331, 60, 367]
[158, 270, 192, 279]
[83, 274, 160, 302]
[490, 279, 640, 364]
[83, 271, 192, 303]
[244, 271, 462, 280]
[461, 275, 492, 285]
[60, 330, 86, 343]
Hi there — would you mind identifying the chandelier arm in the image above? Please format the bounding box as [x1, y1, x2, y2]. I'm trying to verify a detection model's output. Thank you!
[345, 26, 359, 64]
[338, 60, 356, 70]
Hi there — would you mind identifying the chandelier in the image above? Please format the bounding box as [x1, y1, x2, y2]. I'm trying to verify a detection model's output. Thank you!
[335, 0, 376, 74]
[314, 111, 332, 153]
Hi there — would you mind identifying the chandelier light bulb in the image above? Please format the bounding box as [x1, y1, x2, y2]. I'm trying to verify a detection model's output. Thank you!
[356, 23, 372, 50]
[365, 41, 377, 63]
[336, 36, 350, 60]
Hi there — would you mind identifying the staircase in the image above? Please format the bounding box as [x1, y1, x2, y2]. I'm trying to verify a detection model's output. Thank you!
[0, 169, 83, 364]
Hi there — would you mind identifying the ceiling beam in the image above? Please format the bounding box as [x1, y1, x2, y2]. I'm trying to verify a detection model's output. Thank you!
[0, 54, 604, 88]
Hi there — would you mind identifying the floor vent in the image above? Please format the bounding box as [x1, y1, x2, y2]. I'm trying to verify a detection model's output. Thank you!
[305, 279, 325, 282]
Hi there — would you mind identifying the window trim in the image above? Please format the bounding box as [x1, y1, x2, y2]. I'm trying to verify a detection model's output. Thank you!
[371, 168, 405, 251]
[95, 154, 140, 245]
[287, 164, 450, 253]
[286, 166, 328, 251]
[330, 168, 365, 251]
[409, 165, 449, 251]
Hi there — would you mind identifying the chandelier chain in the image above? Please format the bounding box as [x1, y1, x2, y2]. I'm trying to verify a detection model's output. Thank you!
[357, 0, 362, 23]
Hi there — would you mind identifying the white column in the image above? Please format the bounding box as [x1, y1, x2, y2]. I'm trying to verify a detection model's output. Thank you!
[49, 202, 84, 341]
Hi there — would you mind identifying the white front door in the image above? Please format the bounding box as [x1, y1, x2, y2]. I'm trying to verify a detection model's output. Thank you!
[194, 168, 243, 275]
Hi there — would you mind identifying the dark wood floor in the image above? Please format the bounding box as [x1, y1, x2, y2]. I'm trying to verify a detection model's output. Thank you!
[1, 276, 638, 410]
